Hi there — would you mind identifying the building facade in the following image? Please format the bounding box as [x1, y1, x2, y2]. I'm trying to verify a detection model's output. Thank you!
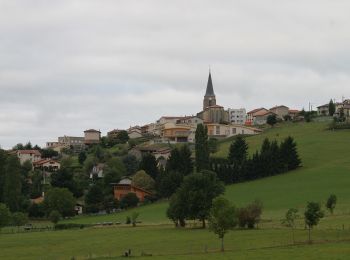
[228, 108, 246, 125]
[84, 129, 101, 145]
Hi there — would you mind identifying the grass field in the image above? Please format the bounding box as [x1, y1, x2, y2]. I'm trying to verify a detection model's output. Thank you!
[1, 121, 350, 259]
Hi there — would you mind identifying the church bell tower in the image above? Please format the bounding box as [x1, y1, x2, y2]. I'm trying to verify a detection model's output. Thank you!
[203, 71, 216, 110]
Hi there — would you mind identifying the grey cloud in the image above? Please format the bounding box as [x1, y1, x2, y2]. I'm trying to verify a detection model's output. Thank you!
[1, 0, 350, 148]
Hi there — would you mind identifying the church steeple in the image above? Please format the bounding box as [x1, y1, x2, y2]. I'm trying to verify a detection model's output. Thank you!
[205, 71, 215, 97]
[203, 71, 216, 110]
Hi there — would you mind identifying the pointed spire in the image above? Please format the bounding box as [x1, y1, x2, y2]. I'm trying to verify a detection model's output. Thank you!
[205, 71, 215, 96]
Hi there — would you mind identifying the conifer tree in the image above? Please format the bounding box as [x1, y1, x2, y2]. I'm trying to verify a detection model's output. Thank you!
[139, 153, 159, 179]
[328, 99, 335, 116]
[228, 136, 248, 166]
[195, 124, 209, 172]
[280, 136, 301, 171]
[3, 156, 22, 212]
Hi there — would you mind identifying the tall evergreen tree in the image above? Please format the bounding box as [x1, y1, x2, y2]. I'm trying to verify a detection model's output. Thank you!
[195, 124, 209, 172]
[228, 136, 248, 166]
[0, 150, 7, 203]
[139, 153, 159, 179]
[3, 156, 22, 212]
[328, 99, 335, 116]
[280, 136, 301, 171]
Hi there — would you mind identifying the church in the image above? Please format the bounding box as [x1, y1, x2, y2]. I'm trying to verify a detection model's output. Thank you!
[197, 72, 229, 124]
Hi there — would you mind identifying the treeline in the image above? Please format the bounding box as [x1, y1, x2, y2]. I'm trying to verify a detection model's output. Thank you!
[210, 136, 301, 184]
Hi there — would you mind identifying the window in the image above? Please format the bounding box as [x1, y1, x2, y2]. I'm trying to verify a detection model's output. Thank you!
[216, 126, 220, 135]
[232, 128, 236, 134]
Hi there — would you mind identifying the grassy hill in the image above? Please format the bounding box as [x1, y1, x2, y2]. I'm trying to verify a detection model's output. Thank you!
[2, 121, 350, 259]
[64, 121, 350, 225]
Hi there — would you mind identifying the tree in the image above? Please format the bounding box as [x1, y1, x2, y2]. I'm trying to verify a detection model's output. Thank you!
[139, 153, 159, 179]
[78, 151, 87, 165]
[41, 149, 58, 159]
[195, 124, 210, 172]
[167, 145, 193, 176]
[279, 136, 301, 171]
[157, 171, 183, 198]
[51, 168, 82, 198]
[49, 210, 61, 225]
[11, 212, 28, 231]
[208, 138, 219, 154]
[132, 170, 155, 192]
[304, 202, 324, 243]
[326, 194, 337, 215]
[0, 149, 8, 202]
[118, 130, 130, 144]
[167, 171, 225, 228]
[166, 193, 187, 227]
[123, 155, 139, 175]
[43, 188, 76, 217]
[85, 184, 104, 213]
[228, 136, 248, 166]
[208, 196, 237, 252]
[282, 208, 299, 244]
[329, 99, 335, 116]
[267, 114, 277, 127]
[131, 212, 139, 227]
[0, 203, 11, 230]
[120, 193, 139, 209]
[3, 155, 22, 212]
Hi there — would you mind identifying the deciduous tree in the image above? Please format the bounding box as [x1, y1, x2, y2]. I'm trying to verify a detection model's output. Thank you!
[304, 202, 324, 243]
[208, 196, 237, 252]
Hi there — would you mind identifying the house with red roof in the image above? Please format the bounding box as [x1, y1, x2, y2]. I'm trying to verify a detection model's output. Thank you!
[33, 159, 60, 172]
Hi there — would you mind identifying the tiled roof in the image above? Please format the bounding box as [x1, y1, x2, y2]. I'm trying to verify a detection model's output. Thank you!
[33, 159, 58, 165]
[84, 129, 101, 133]
[270, 105, 289, 110]
[247, 108, 267, 114]
[17, 150, 41, 156]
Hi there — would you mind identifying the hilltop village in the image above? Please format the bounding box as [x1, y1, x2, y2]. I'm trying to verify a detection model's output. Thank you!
[5, 72, 350, 214]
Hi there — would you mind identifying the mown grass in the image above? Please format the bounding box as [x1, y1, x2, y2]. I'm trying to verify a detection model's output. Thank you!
[1, 224, 350, 260]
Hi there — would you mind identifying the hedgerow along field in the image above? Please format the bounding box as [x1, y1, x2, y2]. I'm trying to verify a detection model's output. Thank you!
[1, 121, 350, 259]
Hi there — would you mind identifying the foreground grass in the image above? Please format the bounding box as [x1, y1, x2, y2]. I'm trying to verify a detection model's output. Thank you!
[1, 225, 350, 260]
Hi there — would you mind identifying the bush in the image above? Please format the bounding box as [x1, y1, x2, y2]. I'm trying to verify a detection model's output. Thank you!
[54, 223, 87, 230]
[237, 200, 263, 229]
[120, 193, 139, 209]
[28, 203, 46, 218]
[126, 216, 131, 224]
[49, 210, 61, 224]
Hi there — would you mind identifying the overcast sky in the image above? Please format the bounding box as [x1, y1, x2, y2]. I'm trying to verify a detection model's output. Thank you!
[1, 0, 349, 148]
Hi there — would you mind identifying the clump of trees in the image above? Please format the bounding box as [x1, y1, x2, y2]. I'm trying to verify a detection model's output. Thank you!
[211, 136, 301, 184]
[167, 171, 224, 228]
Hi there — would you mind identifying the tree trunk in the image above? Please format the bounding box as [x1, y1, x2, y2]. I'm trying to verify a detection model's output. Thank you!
[221, 237, 224, 252]
[308, 227, 311, 244]
[292, 227, 295, 244]
[202, 219, 206, 229]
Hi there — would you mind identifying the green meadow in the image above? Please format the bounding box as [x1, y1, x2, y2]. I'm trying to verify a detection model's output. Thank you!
[1, 121, 350, 259]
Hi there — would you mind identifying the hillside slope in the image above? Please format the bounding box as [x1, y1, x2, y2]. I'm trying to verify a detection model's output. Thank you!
[66, 122, 350, 224]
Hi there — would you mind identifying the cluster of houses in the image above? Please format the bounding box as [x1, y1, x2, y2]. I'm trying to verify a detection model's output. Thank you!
[317, 99, 350, 117]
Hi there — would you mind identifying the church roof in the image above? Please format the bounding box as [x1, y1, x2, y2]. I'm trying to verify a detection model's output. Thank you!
[205, 72, 215, 96]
